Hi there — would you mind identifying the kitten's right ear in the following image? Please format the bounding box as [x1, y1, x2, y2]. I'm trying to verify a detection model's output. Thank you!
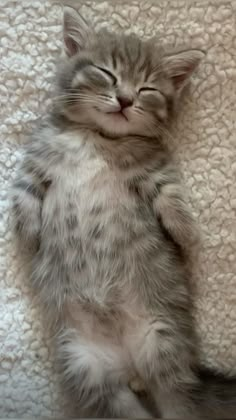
[63, 6, 90, 57]
[163, 49, 205, 93]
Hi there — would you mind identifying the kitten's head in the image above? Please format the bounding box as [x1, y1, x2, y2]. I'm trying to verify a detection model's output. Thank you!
[55, 6, 204, 138]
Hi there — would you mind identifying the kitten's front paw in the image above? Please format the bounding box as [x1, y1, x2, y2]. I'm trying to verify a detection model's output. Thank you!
[129, 376, 146, 394]
[12, 200, 41, 249]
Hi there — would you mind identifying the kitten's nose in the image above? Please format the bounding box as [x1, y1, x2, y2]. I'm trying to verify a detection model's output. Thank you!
[117, 96, 133, 109]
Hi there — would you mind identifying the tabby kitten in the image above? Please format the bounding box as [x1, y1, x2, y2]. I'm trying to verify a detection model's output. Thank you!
[12, 6, 236, 418]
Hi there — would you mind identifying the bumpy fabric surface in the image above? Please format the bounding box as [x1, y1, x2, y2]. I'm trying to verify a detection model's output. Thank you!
[0, 0, 235, 416]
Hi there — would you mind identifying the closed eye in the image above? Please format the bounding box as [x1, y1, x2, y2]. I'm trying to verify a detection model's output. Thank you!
[95, 66, 117, 86]
[139, 87, 159, 93]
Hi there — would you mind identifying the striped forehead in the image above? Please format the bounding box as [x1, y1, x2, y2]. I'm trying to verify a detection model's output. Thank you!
[97, 33, 156, 82]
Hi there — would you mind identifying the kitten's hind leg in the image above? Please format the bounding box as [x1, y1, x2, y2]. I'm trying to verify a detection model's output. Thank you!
[91, 385, 152, 418]
[59, 331, 152, 418]
[128, 318, 199, 418]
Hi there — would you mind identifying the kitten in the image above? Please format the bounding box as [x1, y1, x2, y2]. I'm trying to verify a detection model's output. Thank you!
[12, 6, 236, 418]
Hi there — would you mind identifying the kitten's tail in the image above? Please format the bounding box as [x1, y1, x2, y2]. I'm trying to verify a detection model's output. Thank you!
[195, 366, 236, 418]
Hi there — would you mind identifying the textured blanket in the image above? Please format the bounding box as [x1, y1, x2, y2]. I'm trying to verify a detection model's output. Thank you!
[0, 0, 235, 416]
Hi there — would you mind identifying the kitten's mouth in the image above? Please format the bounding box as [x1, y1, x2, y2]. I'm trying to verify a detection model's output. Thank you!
[106, 110, 128, 121]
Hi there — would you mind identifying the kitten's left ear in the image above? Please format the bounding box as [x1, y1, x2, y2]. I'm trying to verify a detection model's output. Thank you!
[163, 49, 205, 92]
[63, 6, 91, 57]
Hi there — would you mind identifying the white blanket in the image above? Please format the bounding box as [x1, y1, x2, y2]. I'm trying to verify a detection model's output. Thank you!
[1, 0, 236, 416]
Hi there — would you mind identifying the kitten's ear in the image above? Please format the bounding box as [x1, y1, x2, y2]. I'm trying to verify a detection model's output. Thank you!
[63, 6, 90, 57]
[163, 49, 205, 92]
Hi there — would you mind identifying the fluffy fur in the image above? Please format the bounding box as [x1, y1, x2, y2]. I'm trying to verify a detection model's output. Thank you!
[11, 6, 236, 418]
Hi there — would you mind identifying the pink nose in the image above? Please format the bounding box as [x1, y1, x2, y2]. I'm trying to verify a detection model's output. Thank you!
[117, 96, 133, 109]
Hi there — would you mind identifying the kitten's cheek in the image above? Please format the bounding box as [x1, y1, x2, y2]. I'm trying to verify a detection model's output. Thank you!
[156, 108, 168, 122]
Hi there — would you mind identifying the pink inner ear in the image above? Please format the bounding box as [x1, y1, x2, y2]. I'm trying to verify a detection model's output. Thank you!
[172, 62, 196, 90]
[64, 35, 79, 57]
[172, 73, 189, 89]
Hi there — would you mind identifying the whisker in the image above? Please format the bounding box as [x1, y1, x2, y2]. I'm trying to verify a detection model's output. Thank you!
[148, 122, 175, 144]
[53, 96, 92, 102]
[53, 97, 95, 105]
[132, 107, 175, 142]
[133, 107, 145, 116]
[53, 93, 94, 99]
[98, 94, 113, 100]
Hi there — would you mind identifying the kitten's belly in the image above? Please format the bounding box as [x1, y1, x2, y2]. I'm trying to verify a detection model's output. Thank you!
[41, 170, 160, 302]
